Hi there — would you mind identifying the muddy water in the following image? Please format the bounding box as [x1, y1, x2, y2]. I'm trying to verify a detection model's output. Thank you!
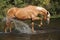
[0, 18, 60, 40]
[0, 32, 60, 40]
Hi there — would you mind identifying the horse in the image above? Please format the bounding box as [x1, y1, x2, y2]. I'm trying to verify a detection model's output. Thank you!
[4, 5, 50, 33]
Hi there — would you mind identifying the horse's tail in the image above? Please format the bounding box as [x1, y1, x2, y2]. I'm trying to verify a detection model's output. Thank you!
[46, 11, 50, 24]
[2, 17, 10, 24]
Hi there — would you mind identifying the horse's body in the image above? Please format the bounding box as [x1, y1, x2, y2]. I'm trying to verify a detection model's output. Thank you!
[5, 5, 50, 33]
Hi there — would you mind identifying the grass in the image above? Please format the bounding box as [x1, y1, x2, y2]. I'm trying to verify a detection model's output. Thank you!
[0, 15, 4, 19]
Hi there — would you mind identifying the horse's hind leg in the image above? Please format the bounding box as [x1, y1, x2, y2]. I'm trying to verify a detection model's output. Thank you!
[38, 18, 43, 27]
[4, 22, 9, 33]
[4, 25, 8, 33]
[9, 22, 12, 32]
[7, 21, 12, 32]
[4, 21, 12, 33]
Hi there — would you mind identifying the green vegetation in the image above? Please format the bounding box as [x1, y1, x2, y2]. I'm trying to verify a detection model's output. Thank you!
[0, 0, 60, 19]
[51, 15, 60, 18]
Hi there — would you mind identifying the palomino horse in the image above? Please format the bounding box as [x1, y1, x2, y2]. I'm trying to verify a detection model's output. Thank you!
[5, 5, 50, 33]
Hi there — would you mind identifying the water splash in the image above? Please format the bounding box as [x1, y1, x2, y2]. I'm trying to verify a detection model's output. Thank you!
[12, 19, 32, 34]
[2, 17, 32, 34]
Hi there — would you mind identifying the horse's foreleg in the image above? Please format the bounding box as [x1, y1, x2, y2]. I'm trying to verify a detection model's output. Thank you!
[31, 21, 34, 32]
[31, 17, 43, 32]
[32, 17, 43, 27]
[31, 17, 40, 32]
[10, 27, 12, 32]
[38, 18, 43, 27]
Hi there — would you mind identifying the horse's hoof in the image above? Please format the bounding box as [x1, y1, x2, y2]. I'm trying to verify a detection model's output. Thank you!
[32, 31, 37, 34]
[38, 23, 43, 27]
[38, 25, 41, 27]
[4, 32, 7, 33]
[32, 30, 36, 33]
[4, 31, 7, 33]
[10, 31, 12, 33]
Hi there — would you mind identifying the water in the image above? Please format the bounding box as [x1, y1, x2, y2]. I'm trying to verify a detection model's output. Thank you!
[0, 17, 60, 40]
[0, 31, 60, 40]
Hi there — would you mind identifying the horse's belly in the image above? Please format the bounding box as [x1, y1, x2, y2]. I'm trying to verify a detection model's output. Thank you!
[17, 15, 31, 20]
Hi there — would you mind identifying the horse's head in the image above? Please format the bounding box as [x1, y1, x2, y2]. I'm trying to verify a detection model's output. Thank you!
[44, 12, 50, 24]
[46, 12, 50, 24]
